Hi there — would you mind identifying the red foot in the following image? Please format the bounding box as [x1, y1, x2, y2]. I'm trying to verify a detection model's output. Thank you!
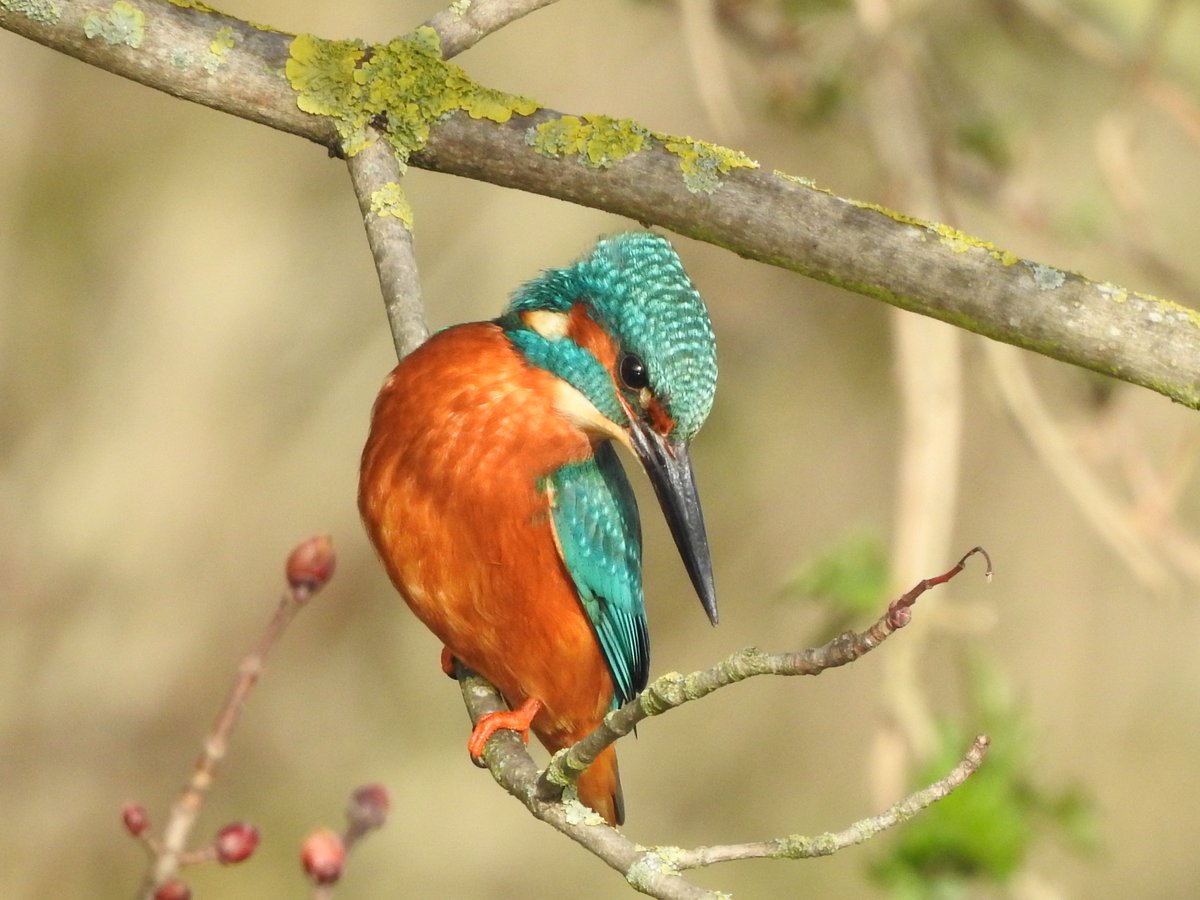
[468, 698, 544, 764]
[440, 647, 457, 679]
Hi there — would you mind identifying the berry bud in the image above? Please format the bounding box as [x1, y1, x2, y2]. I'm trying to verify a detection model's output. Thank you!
[347, 783, 390, 832]
[153, 880, 191, 900]
[286, 534, 336, 593]
[301, 827, 345, 885]
[122, 801, 150, 838]
[214, 821, 260, 865]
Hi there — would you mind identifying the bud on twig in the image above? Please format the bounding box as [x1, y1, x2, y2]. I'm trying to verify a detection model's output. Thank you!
[301, 827, 346, 885]
[214, 821, 260, 865]
[153, 880, 192, 900]
[122, 801, 150, 838]
[347, 783, 390, 835]
[286, 534, 337, 594]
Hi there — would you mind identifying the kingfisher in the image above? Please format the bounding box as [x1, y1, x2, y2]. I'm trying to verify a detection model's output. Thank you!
[359, 232, 718, 826]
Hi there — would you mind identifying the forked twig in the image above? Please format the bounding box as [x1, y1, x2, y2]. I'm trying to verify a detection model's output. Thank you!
[535, 547, 992, 802]
[129, 536, 337, 898]
[458, 548, 993, 899]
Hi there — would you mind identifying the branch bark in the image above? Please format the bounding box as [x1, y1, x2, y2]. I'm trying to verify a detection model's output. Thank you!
[3, 0, 1198, 407]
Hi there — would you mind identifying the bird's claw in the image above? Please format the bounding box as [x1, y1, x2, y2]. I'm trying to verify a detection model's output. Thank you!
[466, 697, 543, 766]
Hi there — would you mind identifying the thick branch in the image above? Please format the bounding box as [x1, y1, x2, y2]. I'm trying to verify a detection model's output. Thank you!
[3, 1, 1198, 407]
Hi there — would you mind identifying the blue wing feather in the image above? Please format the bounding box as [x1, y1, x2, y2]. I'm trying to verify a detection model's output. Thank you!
[548, 442, 647, 707]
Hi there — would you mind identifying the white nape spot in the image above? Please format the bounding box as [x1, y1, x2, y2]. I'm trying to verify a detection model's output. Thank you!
[522, 309, 570, 340]
[553, 380, 630, 449]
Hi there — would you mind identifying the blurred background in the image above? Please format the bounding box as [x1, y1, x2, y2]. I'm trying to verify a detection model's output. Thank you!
[3, 0, 1200, 896]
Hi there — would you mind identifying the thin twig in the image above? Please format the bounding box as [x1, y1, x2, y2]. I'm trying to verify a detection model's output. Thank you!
[137, 536, 336, 897]
[307, 784, 390, 899]
[455, 549, 991, 899]
[425, 0, 563, 60]
[983, 342, 1171, 592]
[535, 547, 991, 805]
[665, 735, 990, 868]
[344, 127, 429, 360]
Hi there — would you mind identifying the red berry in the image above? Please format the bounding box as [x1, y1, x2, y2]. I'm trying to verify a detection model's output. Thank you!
[286, 534, 336, 593]
[121, 801, 150, 837]
[153, 880, 191, 900]
[214, 822, 260, 865]
[347, 783, 390, 831]
[301, 827, 345, 885]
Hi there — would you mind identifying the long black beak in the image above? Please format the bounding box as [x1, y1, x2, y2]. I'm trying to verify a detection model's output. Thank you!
[628, 421, 718, 625]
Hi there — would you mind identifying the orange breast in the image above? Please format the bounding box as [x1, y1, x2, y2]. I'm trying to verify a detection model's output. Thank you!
[359, 323, 616, 748]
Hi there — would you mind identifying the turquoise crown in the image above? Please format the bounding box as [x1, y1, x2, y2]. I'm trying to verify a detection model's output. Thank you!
[504, 232, 718, 440]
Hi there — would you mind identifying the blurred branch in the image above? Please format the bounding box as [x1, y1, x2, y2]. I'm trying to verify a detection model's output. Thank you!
[853, 0, 965, 772]
[302, 784, 391, 896]
[458, 549, 991, 898]
[4, 2, 1200, 408]
[984, 342, 1172, 592]
[129, 536, 337, 898]
[1000, 0, 1200, 148]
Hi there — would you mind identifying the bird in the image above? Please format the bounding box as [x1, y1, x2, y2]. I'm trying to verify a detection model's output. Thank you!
[359, 232, 718, 826]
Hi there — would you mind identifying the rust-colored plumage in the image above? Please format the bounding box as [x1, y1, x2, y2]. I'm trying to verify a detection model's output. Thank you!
[360, 324, 625, 822]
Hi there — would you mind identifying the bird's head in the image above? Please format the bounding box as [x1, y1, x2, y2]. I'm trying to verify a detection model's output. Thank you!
[501, 232, 719, 624]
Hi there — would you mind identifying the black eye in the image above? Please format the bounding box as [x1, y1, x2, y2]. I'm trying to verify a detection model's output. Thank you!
[619, 353, 649, 390]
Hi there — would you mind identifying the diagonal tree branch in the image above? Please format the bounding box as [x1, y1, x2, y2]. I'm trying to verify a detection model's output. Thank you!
[3, 1, 1198, 408]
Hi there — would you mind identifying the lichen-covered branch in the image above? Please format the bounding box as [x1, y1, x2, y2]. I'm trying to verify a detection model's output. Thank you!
[535, 547, 991, 804]
[457, 549, 992, 899]
[665, 735, 990, 870]
[3, 0, 1197, 407]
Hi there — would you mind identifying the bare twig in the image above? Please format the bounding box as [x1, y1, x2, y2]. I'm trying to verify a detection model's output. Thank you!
[134, 536, 337, 897]
[660, 735, 990, 869]
[305, 784, 391, 898]
[4, 1, 1199, 408]
[425, 0, 563, 60]
[344, 127, 429, 359]
[983, 342, 1171, 592]
[534, 546, 990, 800]
[454, 549, 991, 899]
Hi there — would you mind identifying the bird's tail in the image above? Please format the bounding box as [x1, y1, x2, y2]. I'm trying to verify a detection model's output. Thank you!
[576, 744, 624, 826]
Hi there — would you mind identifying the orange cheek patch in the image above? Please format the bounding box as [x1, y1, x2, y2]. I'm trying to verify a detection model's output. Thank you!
[566, 303, 619, 371]
[645, 396, 676, 439]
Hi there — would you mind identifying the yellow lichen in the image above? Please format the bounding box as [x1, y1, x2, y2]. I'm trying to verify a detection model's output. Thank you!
[205, 24, 237, 72]
[526, 115, 757, 191]
[3, 0, 62, 24]
[773, 169, 832, 194]
[850, 202, 1022, 266]
[658, 135, 758, 194]
[83, 1, 144, 48]
[369, 182, 414, 228]
[285, 28, 539, 160]
[526, 115, 649, 168]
